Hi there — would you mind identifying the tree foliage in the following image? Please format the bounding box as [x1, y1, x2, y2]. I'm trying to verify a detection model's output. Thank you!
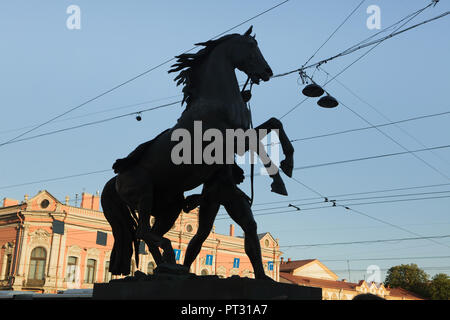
[385, 264, 430, 298]
[385, 264, 450, 300]
[429, 273, 450, 300]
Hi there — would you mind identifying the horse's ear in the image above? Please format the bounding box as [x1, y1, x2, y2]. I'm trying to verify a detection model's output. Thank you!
[243, 25, 253, 36]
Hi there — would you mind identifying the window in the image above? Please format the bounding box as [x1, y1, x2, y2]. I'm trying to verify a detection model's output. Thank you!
[201, 269, 209, 275]
[85, 259, 96, 284]
[186, 224, 193, 233]
[147, 262, 155, 275]
[104, 261, 111, 282]
[138, 241, 147, 255]
[130, 261, 135, 276]
[66, 256, 78, 283]
[233, 258, 240, 269]
[96, 231, 107, 246]
[205, 254, 213, 266]
[174, 249, 181, 261]
[28, 247, 46, 282]
[268, 261, 274, 271]
[40, 199, 49, 209]
[4, 254, 12, 279]
[52, 220, 65, 235]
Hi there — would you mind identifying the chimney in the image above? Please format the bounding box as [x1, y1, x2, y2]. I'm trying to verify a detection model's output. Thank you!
[229, 224, 235, 237]
[80, 192, 91, 209]
[287, 258, 291, 263]
[91, 193, 100, 211]
[65, 196, 70, 205]
[280, 257, 284, 264]
[342, 279, 347, 282]
[3, 198, 19, 207]
[80, 192, 100, 210]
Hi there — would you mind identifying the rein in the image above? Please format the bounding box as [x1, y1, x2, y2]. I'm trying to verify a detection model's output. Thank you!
[241, 76, 254, 207]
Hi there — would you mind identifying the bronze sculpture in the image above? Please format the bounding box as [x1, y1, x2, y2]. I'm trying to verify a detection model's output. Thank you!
[101, 26, 294, 280]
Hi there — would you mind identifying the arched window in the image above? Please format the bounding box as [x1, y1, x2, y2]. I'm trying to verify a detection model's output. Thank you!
[28, 247, 46, 283]
[147, 262, 155, 275]
[66, 256, 78, 283]
[4, 254, 12, 279]
[201, 269, 209, 276]
[104, 261, 111, 282]
[84, 259, 97, 284]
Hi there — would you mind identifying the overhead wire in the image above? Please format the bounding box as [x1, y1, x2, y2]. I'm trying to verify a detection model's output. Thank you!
[2, 143, 450, 191]
[278, 4, 448, 119]
[0, 0, 292, 148]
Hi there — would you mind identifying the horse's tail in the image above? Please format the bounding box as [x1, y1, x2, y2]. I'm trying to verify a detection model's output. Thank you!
[101, 177, 139, 276]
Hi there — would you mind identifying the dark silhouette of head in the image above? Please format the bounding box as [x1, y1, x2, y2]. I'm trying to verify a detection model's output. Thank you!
[352, 293, 385, 300]
[168, 26, 272, 106]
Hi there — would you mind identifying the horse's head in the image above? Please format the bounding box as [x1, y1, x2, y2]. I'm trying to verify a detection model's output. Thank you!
[228, 26, 273, 84]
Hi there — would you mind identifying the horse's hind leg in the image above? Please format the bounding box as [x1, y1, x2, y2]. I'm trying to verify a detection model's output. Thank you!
[136, 187, 176, 264]
[101, 177, 135, 275]
[146, 209, 180, 266]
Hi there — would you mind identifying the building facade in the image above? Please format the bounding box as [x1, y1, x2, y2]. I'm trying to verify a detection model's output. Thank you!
[0, 190, 281, 293]
[279, 259, 423, 300]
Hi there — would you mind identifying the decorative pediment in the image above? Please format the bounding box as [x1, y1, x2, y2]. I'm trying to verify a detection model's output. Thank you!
[86, 247, 100, 257]
[258, 232, 277, 248]
[2, 242, 14, 251]
[29, 229, 51, 241]
[217, 266, 226, 275]
[67, 245, 83, 256]
[25, 190, 61, 212]
[229, 268, 239, 276]
[291, 259, 339, 281]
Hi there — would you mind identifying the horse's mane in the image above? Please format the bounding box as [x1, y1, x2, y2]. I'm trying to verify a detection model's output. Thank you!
[168, 34, 239, 108]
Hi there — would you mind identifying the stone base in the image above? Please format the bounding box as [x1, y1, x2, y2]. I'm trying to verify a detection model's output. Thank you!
[93, 274, 321, 300]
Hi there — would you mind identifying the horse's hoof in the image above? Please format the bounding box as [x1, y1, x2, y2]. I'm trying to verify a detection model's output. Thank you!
[280, 159, 293, 177]
[271, 180, 288, 196]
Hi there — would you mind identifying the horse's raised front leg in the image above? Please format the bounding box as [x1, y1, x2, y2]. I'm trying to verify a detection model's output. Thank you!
[254, 117, 294, 177]
[241, 118, 291, 196]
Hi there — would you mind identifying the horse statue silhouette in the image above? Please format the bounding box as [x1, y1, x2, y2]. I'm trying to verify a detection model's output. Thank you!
[101, 26, 294, 280]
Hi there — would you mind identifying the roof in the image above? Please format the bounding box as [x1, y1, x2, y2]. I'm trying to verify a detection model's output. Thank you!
[280, 272, 359, 291]
[388, 287, 424, 300]
[280, 259, 316, 272]
[280, 273, 423, 300]
[280, 259, 339, 280]
[257, 233, 269, 240]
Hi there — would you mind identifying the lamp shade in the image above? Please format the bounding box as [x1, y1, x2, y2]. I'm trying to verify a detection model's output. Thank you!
[302, 83, 324, 97]
[317, 95, 339, 108]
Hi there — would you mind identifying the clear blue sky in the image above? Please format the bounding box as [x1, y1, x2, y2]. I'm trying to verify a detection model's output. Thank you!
[1, 0, 449, 282]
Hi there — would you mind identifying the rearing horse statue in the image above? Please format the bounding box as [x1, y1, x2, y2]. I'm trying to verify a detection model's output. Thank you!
[101, 26, 294, 280]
